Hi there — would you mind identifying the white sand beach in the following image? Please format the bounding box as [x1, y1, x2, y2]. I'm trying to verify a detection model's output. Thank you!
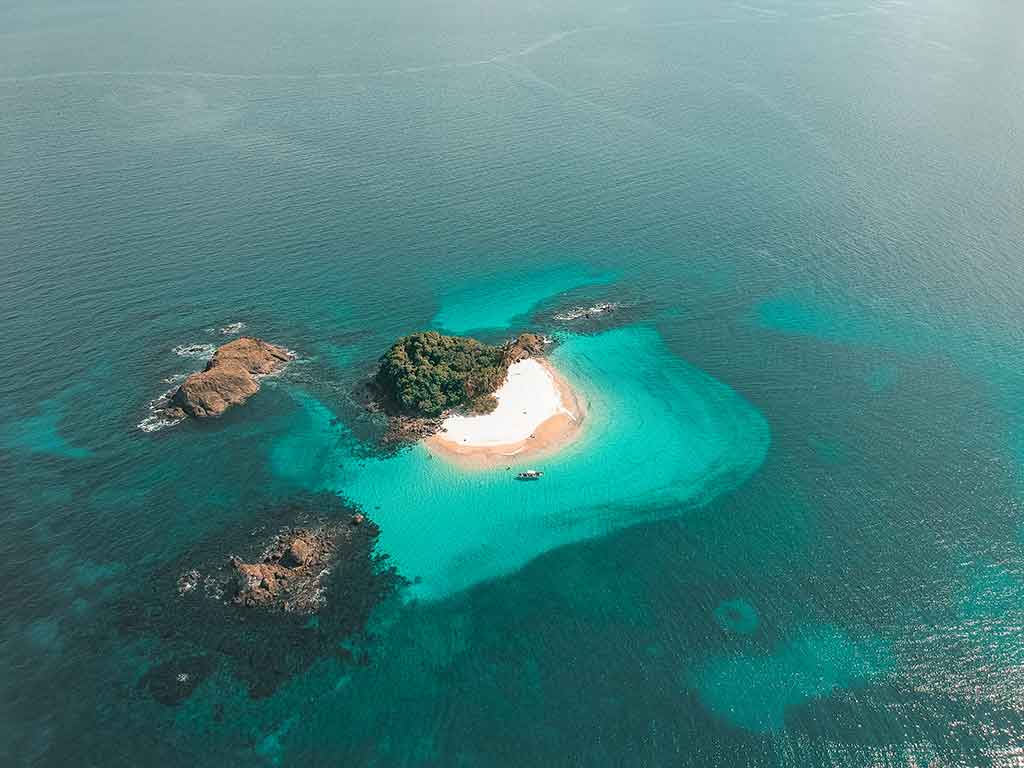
[426, 357, 584, 466]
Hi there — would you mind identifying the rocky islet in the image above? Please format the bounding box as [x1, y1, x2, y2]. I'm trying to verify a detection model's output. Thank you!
[167, 337, 293, 419]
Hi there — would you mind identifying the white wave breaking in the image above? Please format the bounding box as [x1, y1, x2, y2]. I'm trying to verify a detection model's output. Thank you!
[172, 343, 216, 360]
[553, 302, 621, 321]
[218, 322, 246, 336]
[138, 384, 185, 433]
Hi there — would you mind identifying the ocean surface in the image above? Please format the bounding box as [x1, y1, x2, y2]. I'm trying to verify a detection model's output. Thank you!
[3, 0, 1024, 764]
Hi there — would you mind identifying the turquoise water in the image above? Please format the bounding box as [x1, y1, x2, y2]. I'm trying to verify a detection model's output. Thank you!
[433, 264, 616, 333]
[326, 326, 767, 598]
[4, 0, 1024, 764]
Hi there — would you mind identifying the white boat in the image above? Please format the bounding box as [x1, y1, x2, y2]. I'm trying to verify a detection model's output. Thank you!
[516, 470, 543, 480]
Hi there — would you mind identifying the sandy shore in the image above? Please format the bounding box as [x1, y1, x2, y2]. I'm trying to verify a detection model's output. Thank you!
[425, 357, 584, 468]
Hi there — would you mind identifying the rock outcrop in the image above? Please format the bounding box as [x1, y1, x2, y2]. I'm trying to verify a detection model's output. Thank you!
[229, 524, 357, 614]
[503, 332, 548, 364]
[170, 337, 292, 418]
[381, 415, 445, 446]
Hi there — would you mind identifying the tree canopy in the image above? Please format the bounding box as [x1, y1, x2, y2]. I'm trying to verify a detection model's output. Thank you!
[374, 331, 510, 417]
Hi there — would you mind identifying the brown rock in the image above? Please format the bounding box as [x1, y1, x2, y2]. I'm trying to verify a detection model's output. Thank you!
[172, 337, 292, 418]
[229, 528, 341, 613]
[503, 333, 547, 364]
[233, 562, 289, 604]
[283, 537, 312, 567]
[206, 337, 292, 375]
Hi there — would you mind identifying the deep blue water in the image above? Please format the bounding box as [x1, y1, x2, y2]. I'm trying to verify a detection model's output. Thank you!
[3, 0, 1024, 765]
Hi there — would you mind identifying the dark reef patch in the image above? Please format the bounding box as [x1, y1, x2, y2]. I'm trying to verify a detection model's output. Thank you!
[540, 298, 650, 335]
[118, 493, 405, 701]
[138, 654, 217, 706]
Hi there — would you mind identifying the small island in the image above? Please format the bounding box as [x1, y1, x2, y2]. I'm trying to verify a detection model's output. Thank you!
[372, 331, 584, 465]
[168, 337, 292, 419]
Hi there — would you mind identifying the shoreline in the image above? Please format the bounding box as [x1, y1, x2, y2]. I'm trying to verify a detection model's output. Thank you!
[424, 357, 585, 469]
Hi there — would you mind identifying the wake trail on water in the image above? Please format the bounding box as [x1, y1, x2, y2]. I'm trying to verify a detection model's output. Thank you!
[0, 27, 592, 85]
[0, 5, 907, 88]
[0, 14, 794, 86]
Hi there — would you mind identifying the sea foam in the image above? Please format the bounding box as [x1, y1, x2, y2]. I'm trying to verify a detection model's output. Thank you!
[172, 343, 216, 360]
[553, 302, 621, 321]
[138, 384, 185, 433]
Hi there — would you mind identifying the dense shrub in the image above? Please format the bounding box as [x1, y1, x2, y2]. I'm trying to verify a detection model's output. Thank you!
[375, 332, 510, 416]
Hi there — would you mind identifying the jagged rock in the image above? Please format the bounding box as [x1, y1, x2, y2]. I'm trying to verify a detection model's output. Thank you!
[283, 538, 311, 566]
[229, 528, 347, 614]
[205, 337, 291, 375]
[503, 332, 547, 364]
[172, 337, 292, 418]
[381, 415, 445, 445]
[233, 561, 288, 600]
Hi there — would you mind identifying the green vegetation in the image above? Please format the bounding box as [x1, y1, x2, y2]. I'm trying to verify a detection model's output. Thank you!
[375, 332, 511, 417]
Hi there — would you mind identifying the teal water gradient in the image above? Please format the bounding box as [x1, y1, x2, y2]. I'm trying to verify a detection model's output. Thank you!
[4, 0, 1024, 764]
[691, 624, 893, 732]
[434, 264, 616, 333]
[330, 326, 768, 598]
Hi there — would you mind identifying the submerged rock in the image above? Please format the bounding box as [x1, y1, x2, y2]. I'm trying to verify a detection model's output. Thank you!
[119, 494, 405, 701]
[176, 569, 201, 595]
[171, 337, 292, 418]
[552, 302, 620, 322]
[138, 655, 215, 706]
[229, 524, 357, 615]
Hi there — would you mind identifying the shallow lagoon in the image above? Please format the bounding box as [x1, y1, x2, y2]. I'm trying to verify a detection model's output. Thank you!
[335, 325, 769, 598]
[269, 323, 768, 599]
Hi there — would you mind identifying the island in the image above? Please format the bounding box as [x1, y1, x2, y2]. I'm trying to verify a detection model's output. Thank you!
[168, 337, 292, 419]
[372, 331, 584, 465]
